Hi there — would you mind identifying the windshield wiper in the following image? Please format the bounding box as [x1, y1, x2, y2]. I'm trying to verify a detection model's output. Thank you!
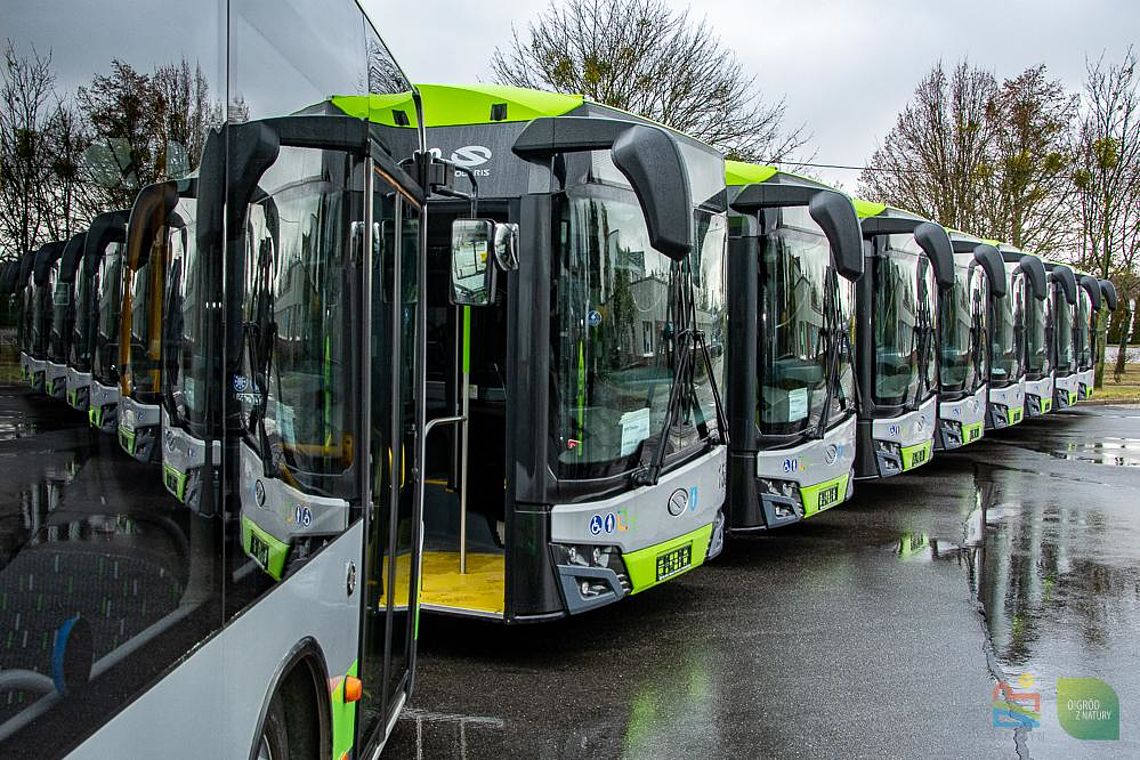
[633, 268, 727, 488]
[812, 268, 857, 440]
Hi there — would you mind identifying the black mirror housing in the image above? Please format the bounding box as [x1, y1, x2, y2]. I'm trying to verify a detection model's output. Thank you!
[807, 191, 864, 281]
[1049, 264, 1077, 305]
[1079, 274, 1101, 311]
[1019, 255, 1047, 301]
[972, 245, 1007, 298]
[610, 125, 693, 260]
[913, 222, 955, 290]
[1100, 279, 1118, 311]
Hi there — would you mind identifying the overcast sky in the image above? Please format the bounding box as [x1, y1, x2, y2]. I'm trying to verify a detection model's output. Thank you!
[366, 0, 1139, 188]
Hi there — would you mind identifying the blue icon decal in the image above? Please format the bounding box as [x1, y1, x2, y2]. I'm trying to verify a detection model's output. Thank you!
[689, 486, 699, 511]
[587, 310, 602, 328]
[604, 513, 616, 533]
[589, 514, 603, 535]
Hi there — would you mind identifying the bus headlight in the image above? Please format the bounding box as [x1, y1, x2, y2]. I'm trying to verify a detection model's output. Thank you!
[551, 543, 630, 597]
[757, 478, 803, 519]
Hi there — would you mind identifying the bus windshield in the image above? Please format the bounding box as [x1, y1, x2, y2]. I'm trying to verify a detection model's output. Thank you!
[1025, 294, 1052, 377]
[1077, 290, 1093, 369]
[757, 206, 854, 437]
[92, 246, 124, 384]
[551, 184, 727, 480]
[991, 270, 1024, 385]
[873, 235, 937, 406]
[1055, 293, 1074, 373]
[940, 261, 985, 393]
[237, 146, 358, 495]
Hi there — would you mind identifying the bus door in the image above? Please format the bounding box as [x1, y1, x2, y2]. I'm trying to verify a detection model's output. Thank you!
[357, 161, 425, 754]
[416, 204, 511, 619]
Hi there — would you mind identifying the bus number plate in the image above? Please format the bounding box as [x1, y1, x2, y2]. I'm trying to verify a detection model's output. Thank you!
[818, 485, 840, 509]
[967, 427, 980, 443]
[911, 448, 927, 466]
[656, 543, 692, 582]
[249, 533, 270, 569]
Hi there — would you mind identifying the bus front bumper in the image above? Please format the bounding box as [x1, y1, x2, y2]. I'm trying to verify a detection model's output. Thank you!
[988, 380, 1025, 430]
[66, 368, 93, 412]
[742, 415, 856, 529]
[118, 396, 161, 463]
[88, 380, 120, 434]
[160, 407, 220, 515]
[938, 385, 987, 450]
[860, 396, 937, 479]
[1054, 372, 1079, 409]
[1025, 375, 1054, 417]
[548, 446, 726, 615]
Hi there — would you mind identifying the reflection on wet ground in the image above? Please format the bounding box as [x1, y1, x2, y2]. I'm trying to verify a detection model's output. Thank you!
[386, 407, 1140, 759]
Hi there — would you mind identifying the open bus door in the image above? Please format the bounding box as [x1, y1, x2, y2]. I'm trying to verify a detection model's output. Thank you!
[194, 116, 427, 755]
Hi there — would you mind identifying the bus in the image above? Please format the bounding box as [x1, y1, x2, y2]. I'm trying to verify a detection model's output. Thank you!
[27, 242, 67, 393]
[44, 233, 88, 400]
[88, 223, 128, 434]
[1087, 278, 1119, 398]
[996, 246, 1048, 420]
[950, 232, 1026, 430]
[15, 249, 38, 384]
[1041, 261, 1077, 412]
[936, 238, 1004, 449]
[852, 200, 953, 478]
[1073, 270, 1104, 401]
[723, 161, 864, 530]
[2, 1, 432, 756]
[249, 83, 730, 621]
[66, 211, 129, 413]
[118, 179, 196, 463]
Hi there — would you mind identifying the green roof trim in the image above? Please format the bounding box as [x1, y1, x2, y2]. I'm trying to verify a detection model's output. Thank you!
[332, 84, 585, 129]
[852, 197, 887, 219]
[725, 160, 778, 187]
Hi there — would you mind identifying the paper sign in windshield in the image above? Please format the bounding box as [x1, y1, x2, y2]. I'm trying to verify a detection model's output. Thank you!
[620, 407, 652, 456]
[787, 388, 809, 421]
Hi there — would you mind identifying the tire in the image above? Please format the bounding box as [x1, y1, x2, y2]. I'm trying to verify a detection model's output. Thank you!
[256, 691, 289, 760]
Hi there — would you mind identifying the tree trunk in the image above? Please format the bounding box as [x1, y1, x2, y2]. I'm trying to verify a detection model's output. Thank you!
[1113, 299, 1134, 383]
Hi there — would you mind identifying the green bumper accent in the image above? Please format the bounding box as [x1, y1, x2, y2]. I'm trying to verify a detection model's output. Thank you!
[89, 406, 100, 428]
[961, 421, 984, 445]
[163, 464, 189, 503]
[800, 474, 850, 517]
[330, 660, 359, 760]
[624, 524, 713, 594]
[1040, 396, 1053, 414]
[1066, 389, 1077, 407]
[118, 426, 137, 456]
[900, 439, 933, 471]
[241, 515, 289, 581]
[1008, 406, 1024, 425]
[67, 387, 76, 407]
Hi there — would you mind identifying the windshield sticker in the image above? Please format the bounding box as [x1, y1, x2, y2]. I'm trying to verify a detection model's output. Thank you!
[276, 401, 295, 444]
[620, 407, 652, 456]
[787, 388, 809, 421]
[183, 376, 196, 410]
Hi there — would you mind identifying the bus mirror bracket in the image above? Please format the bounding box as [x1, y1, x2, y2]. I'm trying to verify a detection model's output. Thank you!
[912, 222, 955, 290]
[807, 191, 864, 281]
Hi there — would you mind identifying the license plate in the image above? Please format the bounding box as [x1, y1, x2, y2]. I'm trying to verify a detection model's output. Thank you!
[818, 485, 840, 509]
[655, 543, 692, 582]
[249, 532, 270, 569]
[967, 427, 980, 442]
[912, 448, 928, 466]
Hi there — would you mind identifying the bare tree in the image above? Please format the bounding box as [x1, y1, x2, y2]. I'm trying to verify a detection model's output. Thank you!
[983, 65, 1078, 253]
[0, 41, 59, 259]
[490, 0, 809, 163]
[858, 61, 998, 233]
[1072, 48, 1140, 386]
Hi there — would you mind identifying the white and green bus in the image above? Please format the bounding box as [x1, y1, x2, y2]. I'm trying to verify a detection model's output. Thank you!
[1, 1, 431, 757]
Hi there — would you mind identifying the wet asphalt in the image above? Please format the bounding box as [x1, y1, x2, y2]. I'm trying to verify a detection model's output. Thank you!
[1, 378, 1136, 759]
[383, 407, 1140, 760]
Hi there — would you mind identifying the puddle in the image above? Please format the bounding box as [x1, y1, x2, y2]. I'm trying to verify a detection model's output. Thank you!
[1044, 437, 1140, 466]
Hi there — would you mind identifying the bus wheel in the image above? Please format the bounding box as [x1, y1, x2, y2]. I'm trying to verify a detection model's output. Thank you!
[256, 691, 289, 760]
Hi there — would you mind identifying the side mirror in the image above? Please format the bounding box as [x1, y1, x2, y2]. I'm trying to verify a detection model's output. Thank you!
[450, 219, 498, 306]
[807, 191, 863, 281]
[913, 222, 955, 290]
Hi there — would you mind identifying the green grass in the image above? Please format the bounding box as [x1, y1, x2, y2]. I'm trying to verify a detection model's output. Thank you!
[1087, 363, 1140, 405]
